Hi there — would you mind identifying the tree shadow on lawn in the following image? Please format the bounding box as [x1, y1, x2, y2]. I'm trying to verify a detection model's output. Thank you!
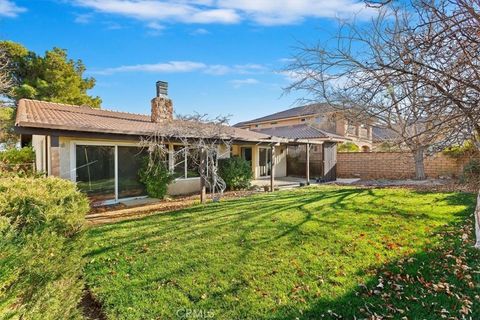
[85, 187, 471, 261]
[267, 211, 480, 320]
[84, 188, 478, 319]
[85, 188, 369, 257]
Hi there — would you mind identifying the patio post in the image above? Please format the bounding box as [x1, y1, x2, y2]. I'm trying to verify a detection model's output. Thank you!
[200, 148, 207, 203]
[270, 145, 275, 192]
[306, 143, 310, 185]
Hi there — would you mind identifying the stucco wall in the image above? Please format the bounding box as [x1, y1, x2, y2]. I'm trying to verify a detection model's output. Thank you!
[32, 135, 46, 172]
[231, 144, 287, 179]
[167, 178, 201, 196]
[274, 145, 287, 178]
[41, 136, 277, 198]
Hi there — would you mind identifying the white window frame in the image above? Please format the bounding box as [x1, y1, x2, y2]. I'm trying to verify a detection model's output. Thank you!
[171, 144, 201, 181]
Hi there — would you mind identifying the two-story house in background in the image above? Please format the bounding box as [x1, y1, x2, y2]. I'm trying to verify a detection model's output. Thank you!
[234, 103, 373, 151]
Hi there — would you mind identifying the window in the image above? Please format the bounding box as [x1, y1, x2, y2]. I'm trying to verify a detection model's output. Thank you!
[241, 147, 252, 163]
[76, 145, 115, 203]
[270, 122, 278, 125]
[173, 145, 200, 179]
[255, 124, 259, 128]
[301, 118, 306, 122]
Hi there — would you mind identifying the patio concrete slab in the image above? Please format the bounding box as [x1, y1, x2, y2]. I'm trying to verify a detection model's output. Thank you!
[252, 176, 306, 188]
[119, 197, 160, 207]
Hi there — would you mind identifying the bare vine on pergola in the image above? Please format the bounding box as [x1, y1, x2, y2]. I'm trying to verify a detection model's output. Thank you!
[140, 113, 234, 203]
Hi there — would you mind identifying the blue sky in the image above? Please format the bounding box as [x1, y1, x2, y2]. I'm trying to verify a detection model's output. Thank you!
[0, 0, 376, 124]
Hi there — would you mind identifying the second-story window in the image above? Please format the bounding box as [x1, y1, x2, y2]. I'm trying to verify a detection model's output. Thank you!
[271, 121, 278, 125]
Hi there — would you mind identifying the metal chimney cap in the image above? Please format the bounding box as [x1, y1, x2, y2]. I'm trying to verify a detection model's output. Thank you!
[156, 81, 168, 97]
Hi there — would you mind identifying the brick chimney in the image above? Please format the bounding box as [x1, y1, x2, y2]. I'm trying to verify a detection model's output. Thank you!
[151, 81, 173, 122]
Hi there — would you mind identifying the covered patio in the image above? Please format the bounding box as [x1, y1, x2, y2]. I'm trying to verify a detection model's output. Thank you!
[241, 139, 338, 193]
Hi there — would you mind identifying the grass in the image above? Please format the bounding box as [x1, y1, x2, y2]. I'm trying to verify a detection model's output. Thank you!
[84, 186, 479, 319]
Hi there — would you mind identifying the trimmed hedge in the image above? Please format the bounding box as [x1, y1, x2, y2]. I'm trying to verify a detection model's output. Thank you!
[218, 157, 253, 190]
[0, 176, 89, 319]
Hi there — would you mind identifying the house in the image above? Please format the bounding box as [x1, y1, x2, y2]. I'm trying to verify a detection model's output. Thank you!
[234, 103, 373, 179]
[235, 103, 374, 151]
[372, 126, 402, 151]
[14, 82, 340, 205]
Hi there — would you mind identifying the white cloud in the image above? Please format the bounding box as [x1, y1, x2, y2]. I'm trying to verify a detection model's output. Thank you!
[146, 21, 164, 31]
[74, 0, 240, 24]
[93, 61, 207, 75]
[74, 13, 93, 24]
[230, 78, 259, 88]
[190, 28, 210, 35]
[219, 0, 375, 25]
[73, 0, 377, 26]
[91, 60, 267, 76]
[0, 0, 26, 18]
[204, 63, 266, 75]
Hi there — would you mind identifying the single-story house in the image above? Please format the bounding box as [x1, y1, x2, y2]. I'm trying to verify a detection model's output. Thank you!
[14, 82, 340, 205]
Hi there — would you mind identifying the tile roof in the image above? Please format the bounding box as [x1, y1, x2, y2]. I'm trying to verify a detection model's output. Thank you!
[372, 126, 400, 143]
[15, 99, 279, 143]
[252, 123, 348, 141]
[234, 103, 336, 127]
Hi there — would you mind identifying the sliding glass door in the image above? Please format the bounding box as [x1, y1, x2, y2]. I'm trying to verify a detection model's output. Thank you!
[117, 146, 148, 199]
[76, 145, 116, 203]
[75, 144, 149, 204]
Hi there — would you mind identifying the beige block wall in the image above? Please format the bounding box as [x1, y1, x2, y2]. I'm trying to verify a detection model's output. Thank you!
[337, 152, 475, 179]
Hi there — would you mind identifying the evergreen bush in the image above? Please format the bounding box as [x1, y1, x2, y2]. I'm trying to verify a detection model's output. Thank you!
[138, 157, 174, 199]
[0, 176, 89, 319]
[218, 157, 253, 190]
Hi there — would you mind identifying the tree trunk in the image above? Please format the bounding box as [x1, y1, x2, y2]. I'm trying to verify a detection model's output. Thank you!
[413, 147, 426, 180]
[475, 190, 480, 249]
[200, 148, 207, 204]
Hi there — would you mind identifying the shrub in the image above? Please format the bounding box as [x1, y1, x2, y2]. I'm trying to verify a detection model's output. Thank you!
[218, 157, 253, 190]
[0, 146, 36, 174]
[337, 142, 360, 152]
[0, 176, 89, 320]
[138, 157, 174, 199]
[461, 159, 480, 183]
[443, 140, 477, 158]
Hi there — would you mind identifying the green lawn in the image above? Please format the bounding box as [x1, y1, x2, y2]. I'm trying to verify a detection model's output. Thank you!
[85, 186, 479, 319]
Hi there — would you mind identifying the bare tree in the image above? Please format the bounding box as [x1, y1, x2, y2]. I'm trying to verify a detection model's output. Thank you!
[140, 113, 234, 203]
[286, 0, 480, 247]
[285, 7, 462, 179]
[374, 0, 480, 247]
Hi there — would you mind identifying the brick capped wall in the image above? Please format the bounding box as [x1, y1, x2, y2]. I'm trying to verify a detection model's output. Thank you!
[337, 152, 475, 179]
